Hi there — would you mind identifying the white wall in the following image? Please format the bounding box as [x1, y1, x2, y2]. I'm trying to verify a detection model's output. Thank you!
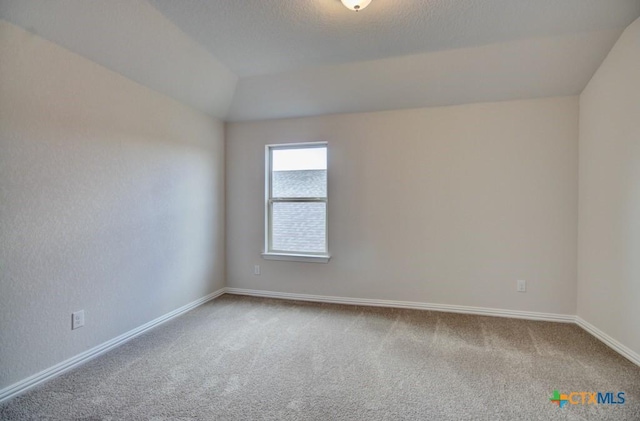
[226, 97, 579, 315]
[578, 17, 640, 356]
[0, 20, 225, 389]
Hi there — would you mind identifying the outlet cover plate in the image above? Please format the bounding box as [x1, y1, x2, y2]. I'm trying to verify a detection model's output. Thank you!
[72, 310, 85, 330]
[517, 280, 526, 293]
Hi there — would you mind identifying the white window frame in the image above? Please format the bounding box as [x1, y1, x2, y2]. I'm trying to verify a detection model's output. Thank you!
[262, 142, 330, 263]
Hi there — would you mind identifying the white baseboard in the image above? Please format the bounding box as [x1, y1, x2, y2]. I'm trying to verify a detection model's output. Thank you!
[227, 288, 640, 367]
[575, 316, 640, 367]
[3, 287, 637, 405]
[224, 288, 575, 323]
[0, 288, 226, 404]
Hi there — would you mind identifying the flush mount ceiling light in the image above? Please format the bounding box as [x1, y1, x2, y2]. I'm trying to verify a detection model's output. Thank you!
[341, 0, 372, 12]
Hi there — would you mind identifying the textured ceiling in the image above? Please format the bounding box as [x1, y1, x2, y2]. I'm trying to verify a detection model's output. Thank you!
[227, 28, 624, 121]
[2, 0, 640, 121]
[149, 0, 640, 76]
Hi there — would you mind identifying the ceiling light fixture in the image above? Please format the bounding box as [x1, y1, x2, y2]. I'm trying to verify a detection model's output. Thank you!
[340, 0, 372, 12]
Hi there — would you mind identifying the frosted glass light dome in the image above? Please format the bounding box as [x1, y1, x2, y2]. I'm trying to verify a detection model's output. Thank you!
[340, 0, 372, 12]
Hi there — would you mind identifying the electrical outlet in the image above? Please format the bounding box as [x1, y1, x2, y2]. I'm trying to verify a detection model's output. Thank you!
[72, 310, 85, 330]
[517, 280, 526, 293]
[254, 265, 261, 275]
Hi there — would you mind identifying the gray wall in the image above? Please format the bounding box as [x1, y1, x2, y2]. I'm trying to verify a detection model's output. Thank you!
[0, 20, 225, 389]
[226, 96, 579, 315]
[578, 17, 640, 357]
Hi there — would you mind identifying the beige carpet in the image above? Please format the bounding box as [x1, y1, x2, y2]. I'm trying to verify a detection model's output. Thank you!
[1, 294, 639, 420]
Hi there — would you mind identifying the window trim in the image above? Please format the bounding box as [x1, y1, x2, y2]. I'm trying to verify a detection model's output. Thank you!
[263, 142, 330, 263]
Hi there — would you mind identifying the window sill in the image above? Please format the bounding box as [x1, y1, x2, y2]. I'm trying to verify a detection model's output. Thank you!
[261, 253, 331, 263]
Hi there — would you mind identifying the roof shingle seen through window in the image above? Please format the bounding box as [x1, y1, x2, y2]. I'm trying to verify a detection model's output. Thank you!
[272, 170, 327, 252]
[272, 170, 326, 198]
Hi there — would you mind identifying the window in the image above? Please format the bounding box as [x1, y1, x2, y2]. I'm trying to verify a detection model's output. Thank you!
[263, 142, 329, 263]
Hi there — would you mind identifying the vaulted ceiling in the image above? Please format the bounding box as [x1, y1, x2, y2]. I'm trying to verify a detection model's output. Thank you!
[2, 0, 639, 121]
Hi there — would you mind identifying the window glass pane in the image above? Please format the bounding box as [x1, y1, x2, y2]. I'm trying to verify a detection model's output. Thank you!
[272, 147, 327, 198]
[272, 147, 327, 171]
[272, 169, 326, 198]
[272, 202, 326, 253]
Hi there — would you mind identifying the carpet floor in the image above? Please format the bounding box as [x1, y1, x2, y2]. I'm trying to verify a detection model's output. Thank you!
[1, 294, 639, 420]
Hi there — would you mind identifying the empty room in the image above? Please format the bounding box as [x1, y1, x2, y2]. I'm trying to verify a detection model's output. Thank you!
[1, 0, 639, 419]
